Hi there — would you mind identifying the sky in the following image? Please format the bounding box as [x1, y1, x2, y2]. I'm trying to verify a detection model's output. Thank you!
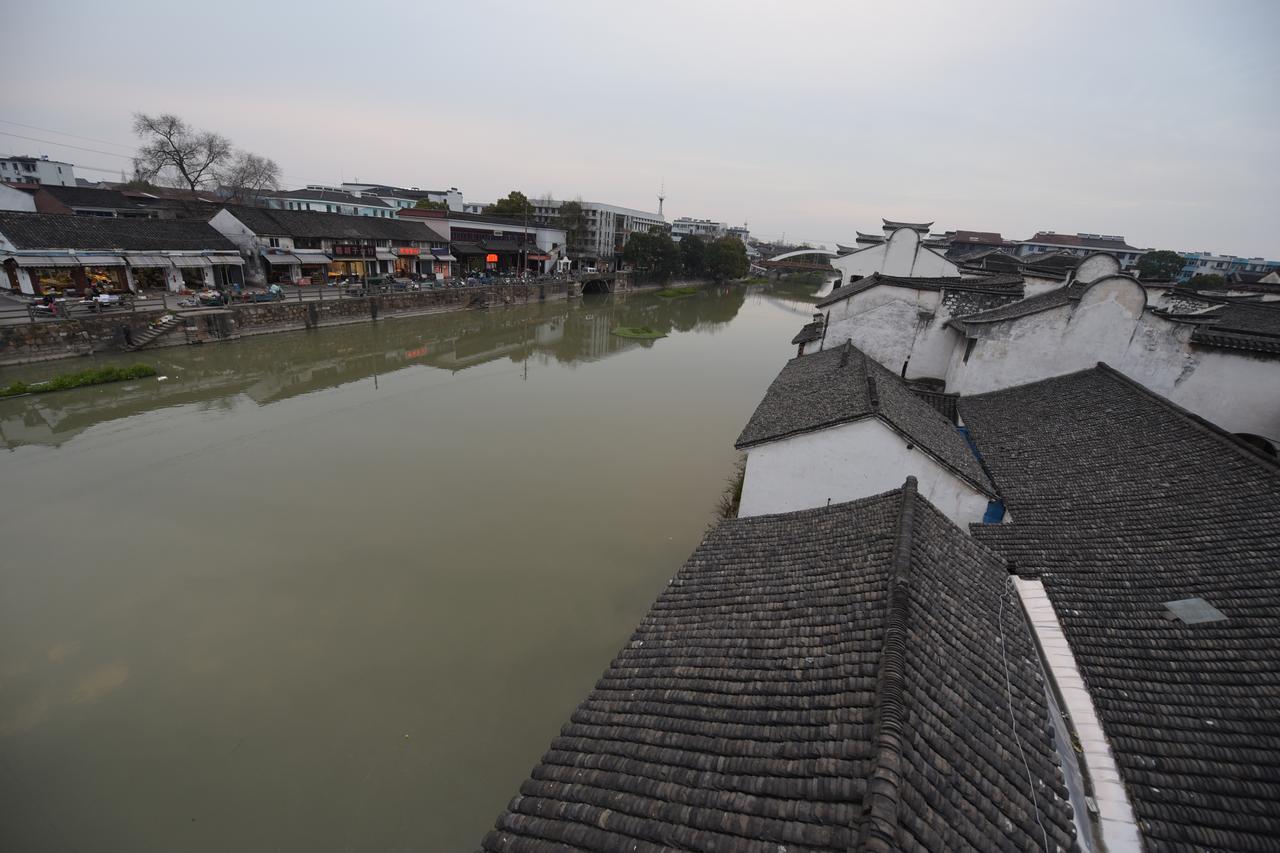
[2, 0, 1278, 256]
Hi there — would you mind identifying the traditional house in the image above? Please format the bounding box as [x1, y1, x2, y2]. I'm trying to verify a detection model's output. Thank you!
[961, 365, 1280, 852]
[209, 206, 450, 286]
[734, 343, 997, 526]
[0, 212, 243, 295]
[482, 479, 1080, 852]
[946, 254, 1280, 449]
[831, 220, 962, 283]
[810, 271, 1025, 381]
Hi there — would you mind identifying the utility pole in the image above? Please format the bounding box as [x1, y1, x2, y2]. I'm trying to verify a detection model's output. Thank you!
[657, 180, 665, 219]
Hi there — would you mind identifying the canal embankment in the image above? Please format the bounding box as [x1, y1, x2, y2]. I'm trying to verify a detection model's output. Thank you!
[0, 275, 660, 366]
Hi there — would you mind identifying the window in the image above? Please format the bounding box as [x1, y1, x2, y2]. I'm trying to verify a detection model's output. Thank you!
[269, 237, 280, 248]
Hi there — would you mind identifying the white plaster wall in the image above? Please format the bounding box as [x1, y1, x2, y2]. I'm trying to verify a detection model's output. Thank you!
[948, 295, 1280, 445]
[832, 228, 960, 280]
[738, 418, 991, 528]
[0, 183, 36, 212]
[822, 285, 940, 374]
[1021, 275, 1065, 297]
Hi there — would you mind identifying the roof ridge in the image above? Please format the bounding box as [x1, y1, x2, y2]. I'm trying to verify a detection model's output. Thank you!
[1092, 363, 1280, 472]
[856, 476, 917, 850]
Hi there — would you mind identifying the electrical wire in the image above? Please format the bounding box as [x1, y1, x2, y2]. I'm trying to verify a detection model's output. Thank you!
[0, 130, 134, 160]
[0, 119, 137, 151]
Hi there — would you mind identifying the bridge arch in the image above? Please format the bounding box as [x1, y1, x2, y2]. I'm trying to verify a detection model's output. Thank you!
[768, 248, 839, 263]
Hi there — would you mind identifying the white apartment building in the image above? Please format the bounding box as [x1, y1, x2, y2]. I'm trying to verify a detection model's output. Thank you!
[528, 199, 666, 265]
[671, 217, 727, 242]
[0, 155, 76, 187]
[340, 183, 464, 212]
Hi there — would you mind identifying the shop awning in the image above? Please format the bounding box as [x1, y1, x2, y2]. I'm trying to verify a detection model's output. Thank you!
[123, 254, 174, 268]
[431, 254, 457, 263]
[527, 254, 551, 261]
[206, 253, 245, 266]
[261, 253, 301, 265]
[76, 255, 126, 267]
[374, 250, 398, 261]
[450, 242, 487, 256]
[170, 256, 212, 268]
[482, 239, 522, 253]
[292, 251, 332, 265]
[3, 254, 82, 267]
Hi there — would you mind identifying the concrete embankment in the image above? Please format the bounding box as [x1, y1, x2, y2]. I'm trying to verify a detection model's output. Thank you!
[0, 278, 658, 366]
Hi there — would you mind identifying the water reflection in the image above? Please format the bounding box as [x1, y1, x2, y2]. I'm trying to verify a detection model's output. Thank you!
[0, 286, 746, 449]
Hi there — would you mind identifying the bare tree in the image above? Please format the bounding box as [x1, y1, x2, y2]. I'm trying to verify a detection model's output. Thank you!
[219, 151, 280, 205]
[132, 113, 232, 192]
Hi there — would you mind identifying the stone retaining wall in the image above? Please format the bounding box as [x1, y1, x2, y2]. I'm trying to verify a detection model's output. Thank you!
[0, 281, 580, 366]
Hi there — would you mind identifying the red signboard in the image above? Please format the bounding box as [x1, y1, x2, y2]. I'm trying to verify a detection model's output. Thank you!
[397, 247, 420, 256]
[485, 254, 499, 263]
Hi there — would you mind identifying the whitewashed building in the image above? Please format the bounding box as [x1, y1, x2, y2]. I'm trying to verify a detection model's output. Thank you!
[0, 155, 76, 187]
[734, 342, 998, 527]
[831, 220, 961, 282]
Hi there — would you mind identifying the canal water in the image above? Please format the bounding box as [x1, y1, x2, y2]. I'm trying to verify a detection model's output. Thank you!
[0, 282, 820, 852]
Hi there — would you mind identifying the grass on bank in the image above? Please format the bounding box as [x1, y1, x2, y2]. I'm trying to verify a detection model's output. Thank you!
[658, 286, 699, 298]
[715, 455, 747, 520]
[0, 364, 157, 398]
[612, 326, 667, 340]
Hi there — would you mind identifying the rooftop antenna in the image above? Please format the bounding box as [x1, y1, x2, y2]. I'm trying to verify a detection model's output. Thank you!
[657, 180, 665, 218]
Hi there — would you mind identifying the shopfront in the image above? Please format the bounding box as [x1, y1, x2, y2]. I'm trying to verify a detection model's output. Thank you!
[429, 251, 456, 279]
[2, 254, 81, 295]
[292, 250, 331, 285]
[330, 244, 373, 280]
[393, 246, 419, 277]
[123, 254, 176, 292]
[170, 255, 214, 290]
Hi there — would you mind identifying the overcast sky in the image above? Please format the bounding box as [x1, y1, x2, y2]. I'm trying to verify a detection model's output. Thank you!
[2, 0, 1277, 255]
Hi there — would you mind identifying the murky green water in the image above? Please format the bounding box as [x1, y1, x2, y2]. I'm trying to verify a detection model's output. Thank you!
[0, 283, 816, 851]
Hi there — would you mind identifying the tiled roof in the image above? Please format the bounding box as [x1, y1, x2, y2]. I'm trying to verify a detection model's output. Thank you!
[816, 272, 1024, 309]
[791, 316, 824, 345]
[960, 365, 1280, 851]
[949, 230, 1005, 245]
[734, 344, 993, 493]
[882, 219, 933, 232]
[39, 185, 138, 209]
[1188, 302, 1280, 357]
[949, 283, 1085, 328]
[1017, 251, 1083, 272]
[0, 211, 237, 251]
[1020, 232, 1140, 252]
[481, 482, 1077, 852]
[217, 205, 447, 243]
[267, 188, 391, 207]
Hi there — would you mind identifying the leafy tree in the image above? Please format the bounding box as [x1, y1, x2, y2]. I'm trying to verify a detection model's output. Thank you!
[414, 198, 448, 211]
[1184, 273, 1226, 289]
[132, 113, 232, 191]
[623, 230, 680, 278]
[679, 235, 709, 277]
[557, 199, 588, 251]
[486, 191, 533, 219]
[1136, 250, 1185, 281]
[220, 151, 280, 204]
[707, 236, 749, 280]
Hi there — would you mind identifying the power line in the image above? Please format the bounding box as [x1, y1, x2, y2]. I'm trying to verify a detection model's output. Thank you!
[0, 131, 135, 161]
[0, 119, 137, 151]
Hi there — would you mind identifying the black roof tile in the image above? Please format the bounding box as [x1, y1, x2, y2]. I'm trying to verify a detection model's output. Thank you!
[735, 344, 994, 493]
[217, 205, 447, 243]
[0, 211, 236, 251]
[481, 482, 1077, 852]
[960, 365, 1280, 851]
[817, 272, 1025, 309]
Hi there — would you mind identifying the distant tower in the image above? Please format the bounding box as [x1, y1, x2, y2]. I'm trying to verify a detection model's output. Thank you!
[657, 181, 665, 219]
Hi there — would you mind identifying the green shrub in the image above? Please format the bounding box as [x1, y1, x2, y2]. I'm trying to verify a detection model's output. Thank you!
[0, 363, 157, 398]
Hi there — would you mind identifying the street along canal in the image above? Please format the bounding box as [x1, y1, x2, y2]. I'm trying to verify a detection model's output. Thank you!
[0, 282, 817, 851]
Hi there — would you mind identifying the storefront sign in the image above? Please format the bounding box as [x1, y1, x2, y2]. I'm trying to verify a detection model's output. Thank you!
[397, 247, 420, 256]
[331, 244, 368, 257]
[486, 254, 499, 263]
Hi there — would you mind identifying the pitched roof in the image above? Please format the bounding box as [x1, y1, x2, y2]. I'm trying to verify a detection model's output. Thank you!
[38, 185, 138, 210]
[267, 188, 391, 207]
[949, 282, 1086, 328]
[1021, 232, 1140, 252]
[959, 365, 1280, 851]
[481, 482, 1077, 852]
[816, 272, 1025, 309]
[1017, 251, 1083, 272]
[791, 316, 825, 345]
[0, 211, 237, 251]
[217, 205, 447, 243]
[882, 219, 933, 232]
[1186, 301, 1280, 356]
[734, 344, 993, 493]
[949, 230, 1006, 245]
